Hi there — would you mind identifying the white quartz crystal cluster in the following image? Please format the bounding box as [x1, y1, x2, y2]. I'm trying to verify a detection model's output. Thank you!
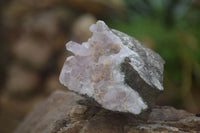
[59, 20, 164, 115]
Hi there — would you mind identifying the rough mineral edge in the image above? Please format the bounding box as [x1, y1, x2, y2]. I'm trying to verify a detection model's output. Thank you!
[111, 29, 165, 91]
[59, 20, 164, 115]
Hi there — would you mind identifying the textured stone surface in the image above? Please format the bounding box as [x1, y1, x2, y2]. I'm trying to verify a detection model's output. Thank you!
[59, 20, 164, 115]
[15, 91, 200, 133]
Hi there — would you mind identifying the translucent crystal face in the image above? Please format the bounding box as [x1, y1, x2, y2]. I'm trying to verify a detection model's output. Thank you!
[59, 21, 164, 115]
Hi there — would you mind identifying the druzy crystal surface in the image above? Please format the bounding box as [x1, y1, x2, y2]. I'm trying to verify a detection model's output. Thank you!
[59, 20, 164, 115]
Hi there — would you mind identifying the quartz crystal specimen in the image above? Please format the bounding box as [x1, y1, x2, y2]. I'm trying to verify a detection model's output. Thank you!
[59, 20, 165, 115]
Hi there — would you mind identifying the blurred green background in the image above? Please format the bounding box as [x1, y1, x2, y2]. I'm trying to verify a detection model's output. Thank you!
[0, 0, 199, 133]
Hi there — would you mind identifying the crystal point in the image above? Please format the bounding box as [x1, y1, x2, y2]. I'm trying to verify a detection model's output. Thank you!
[59, 20, 164, 115]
